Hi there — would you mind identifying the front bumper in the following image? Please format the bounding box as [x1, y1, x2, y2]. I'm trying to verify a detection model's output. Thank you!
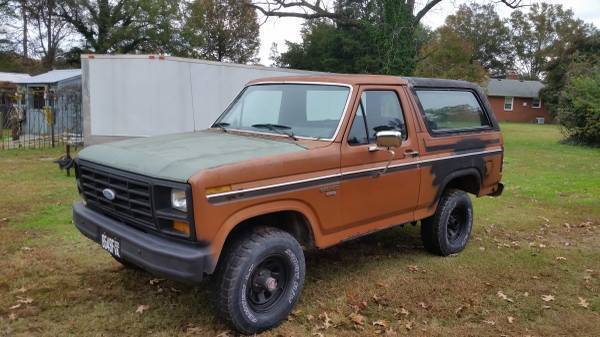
[73, 202, 213, 283]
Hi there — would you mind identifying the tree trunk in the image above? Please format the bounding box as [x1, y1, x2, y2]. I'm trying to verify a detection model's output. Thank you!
[21, 0, 28, 61]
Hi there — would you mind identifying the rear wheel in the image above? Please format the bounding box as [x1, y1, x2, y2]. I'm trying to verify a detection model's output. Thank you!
[214, 227, 305, 334]
[421, 189, 473, 256]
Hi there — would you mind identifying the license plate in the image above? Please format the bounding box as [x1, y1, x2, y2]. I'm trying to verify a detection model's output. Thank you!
[101, 233, 121, 258]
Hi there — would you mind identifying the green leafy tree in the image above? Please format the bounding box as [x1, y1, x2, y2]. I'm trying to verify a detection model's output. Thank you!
[444, 3, 512, 76]
[556, 71, 600, 146]
[542, 30, 599, 114]
[414, 27, 487, 84]
[276, 0, 432, 75]
[57, 0, 181, 54]
[509, 2, 588, 80]
[181, 0, 259, 63]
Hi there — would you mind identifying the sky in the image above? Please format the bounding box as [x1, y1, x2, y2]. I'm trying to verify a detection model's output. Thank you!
[257, 0, 600, 66]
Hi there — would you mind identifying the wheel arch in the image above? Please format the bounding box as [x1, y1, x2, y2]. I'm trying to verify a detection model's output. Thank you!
[209, 200, 321, 273]
[441, 168, 482, 196]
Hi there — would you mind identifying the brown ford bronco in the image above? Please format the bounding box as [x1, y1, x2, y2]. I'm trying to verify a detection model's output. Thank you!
[73, 75, 503, 333]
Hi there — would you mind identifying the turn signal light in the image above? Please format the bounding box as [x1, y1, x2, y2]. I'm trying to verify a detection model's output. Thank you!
[172, 220, 190, 236]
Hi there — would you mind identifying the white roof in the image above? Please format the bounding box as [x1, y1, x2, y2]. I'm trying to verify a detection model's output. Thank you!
[17, 69, 81, 84]
[0, 72, 31, 83]
[486, 78, 544, 98]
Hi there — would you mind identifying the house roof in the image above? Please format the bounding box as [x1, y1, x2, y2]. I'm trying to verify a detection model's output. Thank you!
[0, 72, 31, 83]
[16, 69, 81, 84]
[486, 78, 544, 98]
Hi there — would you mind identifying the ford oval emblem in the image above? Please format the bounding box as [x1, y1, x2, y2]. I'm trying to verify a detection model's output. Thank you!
[102, 188, 116, 201]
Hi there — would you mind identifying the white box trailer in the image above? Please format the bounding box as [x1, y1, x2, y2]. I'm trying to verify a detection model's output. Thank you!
[81, 55, 318, 145]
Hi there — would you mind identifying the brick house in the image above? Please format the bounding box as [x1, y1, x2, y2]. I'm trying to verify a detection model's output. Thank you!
[485, 72, 552, 123]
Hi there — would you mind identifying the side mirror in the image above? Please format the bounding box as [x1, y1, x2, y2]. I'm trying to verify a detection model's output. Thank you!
[375, 130, 402, 148]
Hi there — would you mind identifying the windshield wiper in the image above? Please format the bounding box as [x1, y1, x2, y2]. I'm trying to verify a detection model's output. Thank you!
[212, 122, 230, 132]
[251, 123, 298, 141]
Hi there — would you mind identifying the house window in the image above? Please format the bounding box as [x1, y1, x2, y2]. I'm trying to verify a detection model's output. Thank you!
[32, 90, 45, 109]
[532, 97, 541, 108]
[504, 96, 513, 111]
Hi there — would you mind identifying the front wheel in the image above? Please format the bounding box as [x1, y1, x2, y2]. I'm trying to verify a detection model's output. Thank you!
[214, 227, 305, 334]
[421, 189, 473, 256]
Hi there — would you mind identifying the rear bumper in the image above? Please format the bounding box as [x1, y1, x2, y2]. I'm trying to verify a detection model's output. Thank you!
[73, 202, 213, 284]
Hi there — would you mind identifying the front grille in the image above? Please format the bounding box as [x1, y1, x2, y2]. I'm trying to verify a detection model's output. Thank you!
[78, 163, 156, 230]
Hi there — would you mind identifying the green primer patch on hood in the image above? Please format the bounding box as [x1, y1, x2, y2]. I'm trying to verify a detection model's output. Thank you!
[77, 131, 306, 182]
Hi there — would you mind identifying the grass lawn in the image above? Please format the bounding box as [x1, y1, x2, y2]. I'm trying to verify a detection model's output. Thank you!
[1, 123, 599, 337]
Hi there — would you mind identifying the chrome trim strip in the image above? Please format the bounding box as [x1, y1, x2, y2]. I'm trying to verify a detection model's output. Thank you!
[206, 148, 503, 202]
[215, 82, 355, 142]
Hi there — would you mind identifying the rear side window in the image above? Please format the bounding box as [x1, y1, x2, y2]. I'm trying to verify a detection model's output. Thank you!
[415, 90, 491, 132]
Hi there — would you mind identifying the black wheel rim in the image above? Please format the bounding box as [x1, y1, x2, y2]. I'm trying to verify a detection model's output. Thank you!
[447, 205, 468, 243]
[247, 254, 290, 312]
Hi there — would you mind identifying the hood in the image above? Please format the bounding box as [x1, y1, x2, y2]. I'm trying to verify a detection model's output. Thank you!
[77, 130, 306, 182]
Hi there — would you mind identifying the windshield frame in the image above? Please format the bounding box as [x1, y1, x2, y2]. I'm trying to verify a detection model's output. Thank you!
[212, 81, 354, 141]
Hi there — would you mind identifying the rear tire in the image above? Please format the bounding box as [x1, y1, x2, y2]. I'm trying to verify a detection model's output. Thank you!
[421, 189, 473, 256]
[214, 227, 305, 334]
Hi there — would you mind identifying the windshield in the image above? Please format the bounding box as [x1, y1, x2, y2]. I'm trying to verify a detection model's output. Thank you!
[214, 84, 350, 139]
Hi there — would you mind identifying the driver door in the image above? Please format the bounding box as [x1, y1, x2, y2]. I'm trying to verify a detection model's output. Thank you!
[337, 86, 421, 231]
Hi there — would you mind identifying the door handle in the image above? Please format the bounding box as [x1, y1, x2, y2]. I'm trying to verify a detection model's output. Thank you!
[404, 149, 419, 158]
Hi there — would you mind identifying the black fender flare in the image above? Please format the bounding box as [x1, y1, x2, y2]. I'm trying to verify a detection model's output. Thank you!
[435, 167, 482, 202]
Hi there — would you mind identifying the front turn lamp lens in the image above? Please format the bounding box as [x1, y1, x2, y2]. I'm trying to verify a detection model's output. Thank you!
[171, 189, 187, 212]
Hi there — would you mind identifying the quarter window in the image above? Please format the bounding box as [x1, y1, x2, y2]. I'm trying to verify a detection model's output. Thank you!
[415, 90, 491, 132]
[348, 91, 406, 145]
[504, 96, 513, 111]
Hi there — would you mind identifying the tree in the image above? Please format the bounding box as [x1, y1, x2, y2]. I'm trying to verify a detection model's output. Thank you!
[415, 27, 487, 83]
[444, 3, 512, 76]
[509, 3, 587, 80]
[256, 0, 525, 75]
[25, 0, 70, 69]
[275, 0, 432, 75]
[542, 29, 599, 114]
[181, 0, 260, 63]
[556, 72, 600, 146]
[57, 0, 181, 54]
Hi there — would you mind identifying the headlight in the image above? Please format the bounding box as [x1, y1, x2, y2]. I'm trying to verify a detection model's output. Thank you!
[171, 189, 187, 212]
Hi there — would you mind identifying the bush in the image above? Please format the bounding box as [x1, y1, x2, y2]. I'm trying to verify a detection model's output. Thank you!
[557, 72, 600, 146]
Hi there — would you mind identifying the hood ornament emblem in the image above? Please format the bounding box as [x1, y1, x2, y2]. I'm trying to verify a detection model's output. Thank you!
[102, 188, 116, 201]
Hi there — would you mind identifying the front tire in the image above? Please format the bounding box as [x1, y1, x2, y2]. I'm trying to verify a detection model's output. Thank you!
[215, 227, 305, 334]
[421, 189, 473, 256]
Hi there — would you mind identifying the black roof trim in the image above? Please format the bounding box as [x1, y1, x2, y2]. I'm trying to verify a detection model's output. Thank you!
[403, 77, 483, 91]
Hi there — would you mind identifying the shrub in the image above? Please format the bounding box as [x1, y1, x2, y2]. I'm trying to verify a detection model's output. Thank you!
[557, 72, 600, 146]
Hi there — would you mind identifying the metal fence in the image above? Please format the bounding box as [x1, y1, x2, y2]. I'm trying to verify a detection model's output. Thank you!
[1, 83, 82, 150]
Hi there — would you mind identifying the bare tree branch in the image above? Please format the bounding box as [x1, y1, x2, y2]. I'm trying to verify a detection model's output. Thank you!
[414, 0, 443, 24]
[497, 0, 530, 9]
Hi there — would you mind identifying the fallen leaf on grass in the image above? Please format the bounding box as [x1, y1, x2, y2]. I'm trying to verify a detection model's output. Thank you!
[407, 265, 419, 272]
[185, 325, 203, 334]
[215, 331, 234, 337]
[319, 312, 333, 330]
[9, 313, 17, 320]
[12, 287, 27, 294]
[403, 320, 414, 330]
[372, 320, 388, 328]
[16, 297, 33, 304]
[149, 278, 163, 285]
[555, 256, 567, 261]
[538, 243, 546, 248]
[395, 307, 409, 316]
[9, 303, 21, 310]
[418, 302, 428, 309]
[312, 333, 324, 337]
[542, 305, 551, 309]
[483, 320, 495, 325]
[21, 246, 32, 251]
[507, 316, 515, 324]
[136, 304, 150, 313]
[541, 295, 555, 302]
[497, 291, 514, 302]
[349, 312, 365, 326]
[578, 297, 589, 308]
[170, 287, 181, 293]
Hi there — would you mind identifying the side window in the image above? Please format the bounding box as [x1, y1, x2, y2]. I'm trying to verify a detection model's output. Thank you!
[348, 90, 407, 146]
[415, 90, 491, 132]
